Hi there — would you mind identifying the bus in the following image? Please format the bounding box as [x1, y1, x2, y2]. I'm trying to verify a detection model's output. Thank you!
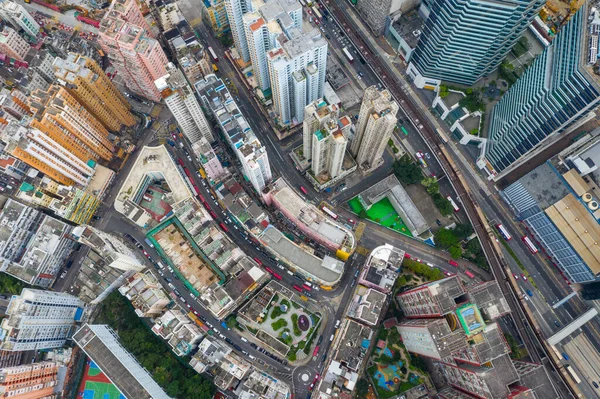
[496, 224, 512, 241]
[208, 46, 218, 62]
[342, 47, 354, 63]
[401, 126, 409, 135]
[565, 365, 581, 384]
[522, 236, 538, 254]
[212, 63, 218, 72]
[321, 206, 338, 220]
[447, 196, 460, 212]
[312, 6, 322, 19]
[219, 222, 229, 232]
[448, 260, 459, 267]
[465, 270, 475, 279]
[293, 285, 303, 292]
[300, 186, 308, 195]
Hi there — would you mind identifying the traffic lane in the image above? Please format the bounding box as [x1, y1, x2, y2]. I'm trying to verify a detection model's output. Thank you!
[112, 220, 290, 374]
[169, 141, 339, 300]
[194, 22, 325, 201]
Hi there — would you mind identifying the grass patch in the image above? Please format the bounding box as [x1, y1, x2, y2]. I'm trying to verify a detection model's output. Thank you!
[291, 314, 302, 336]
[271, 319, 288, 331]
[349, 197, 413, 236]
[505, 332, 528, 359]
[291, 301, 301, 309]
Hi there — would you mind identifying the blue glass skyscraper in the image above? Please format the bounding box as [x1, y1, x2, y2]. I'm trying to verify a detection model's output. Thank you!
[485, 3, 600, 177]
[408, 0, 544, 87]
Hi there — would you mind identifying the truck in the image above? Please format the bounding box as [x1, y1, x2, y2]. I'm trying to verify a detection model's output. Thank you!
[144, 238, 154, 248]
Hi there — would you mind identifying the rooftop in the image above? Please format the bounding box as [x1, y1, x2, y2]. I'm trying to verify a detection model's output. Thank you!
[357, 174, 429, 236]
[73, 324, 170, 399]
[115, 145, 193, 220]
[0, 199, 73, 285]
[259, 225, 343, 284]
[467, 281, 511, 320]
[390, 9, 425, 48]
[347, 285, 386, 325]
[361, 244, 404, 293]
[267, 178, 355, 252]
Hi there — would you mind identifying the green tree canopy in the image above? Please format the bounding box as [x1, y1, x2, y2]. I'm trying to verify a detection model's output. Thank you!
[393, 155, 423, 186]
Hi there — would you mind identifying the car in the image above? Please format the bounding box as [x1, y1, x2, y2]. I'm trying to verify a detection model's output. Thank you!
[444, 271, 452, 276]
[186, 303, 192, 309]
[193, 310, 199, 315]
[436, 219, 442, 226]
[405, 253, 411, 259]
[521, 274, 527, 281]
[309, 383, 315, 391]
[414, 258, 421, 263]
[277, 264, 285, 270]
[348, 219, 355, 224]
[158, 270, 164, 276]
[334, 320, 340, 329]
[554, 320, 561, 328]
[350, 278, 356, 287]
[593, 382, 599, 389]
[242, 350, 249, 355]
[165, 277, 172, 283]
[425, 152, 431, 159]
[526, 289, 533, 297]
[142, 250, 148, 256]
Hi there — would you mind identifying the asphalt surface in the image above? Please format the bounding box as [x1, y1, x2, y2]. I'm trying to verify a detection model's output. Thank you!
[39, 0, 591, 396]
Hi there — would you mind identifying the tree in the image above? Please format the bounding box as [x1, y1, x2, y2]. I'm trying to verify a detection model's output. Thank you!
[449, 245, 463, 259]
[434, 228, 459, 249]
[392, 155, 423, 185]
[355, 379, 370, 398]
[432, 193, 453, 216]
[454, 223, 474, 241]
[421, 176, 440, 195]
[466, 238, 482, 256]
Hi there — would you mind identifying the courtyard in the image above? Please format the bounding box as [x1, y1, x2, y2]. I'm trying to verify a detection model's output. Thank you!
[349, 196, 413, 237]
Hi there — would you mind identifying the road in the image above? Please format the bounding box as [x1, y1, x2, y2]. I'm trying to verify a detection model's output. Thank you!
[321, 0, 573, 396]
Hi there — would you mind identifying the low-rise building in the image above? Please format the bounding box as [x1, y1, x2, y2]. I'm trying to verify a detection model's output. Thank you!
[71, 225, 145, 272]
[347, 286, 386, 326]
[147, 198, 268, 319]
[152, 310, 203, 356]
[316, 319, 373, 398]
[358, 243, 404, 294]
[118, 271, 171, 317]
[263, 177, 355, 255]
[0, 198, 75, 287]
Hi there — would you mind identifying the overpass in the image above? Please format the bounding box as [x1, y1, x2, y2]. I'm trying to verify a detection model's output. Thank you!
[548, 308, 599, 346]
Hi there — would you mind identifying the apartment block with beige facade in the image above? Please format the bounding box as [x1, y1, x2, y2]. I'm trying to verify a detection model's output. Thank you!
[53, 53, 135, 132]
[0, 27, 30, 61]
[98, 16, 168, 102]
[351, 86, 399, 171]
[0, 361, 62, 399]
[28, 85, 115, 163]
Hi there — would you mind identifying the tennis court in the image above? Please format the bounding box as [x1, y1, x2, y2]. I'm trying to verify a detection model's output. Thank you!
[348, 197, 413, 237]
[78, 360, 125, 399]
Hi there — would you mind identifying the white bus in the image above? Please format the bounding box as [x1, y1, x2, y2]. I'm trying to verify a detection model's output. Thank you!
[342, 47, 354, 63]
[522, 236, 539, 254]
[496, 224, 512, 241]
[321, 206, 338, 220]
[565, 365, 582, 384]
[447, 196, 460, 212]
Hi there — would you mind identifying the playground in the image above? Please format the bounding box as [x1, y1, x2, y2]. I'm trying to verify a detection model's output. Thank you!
[78, 359, 125, 399]
[367, 327, 425, 399]
[348, 197, 413, 237]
